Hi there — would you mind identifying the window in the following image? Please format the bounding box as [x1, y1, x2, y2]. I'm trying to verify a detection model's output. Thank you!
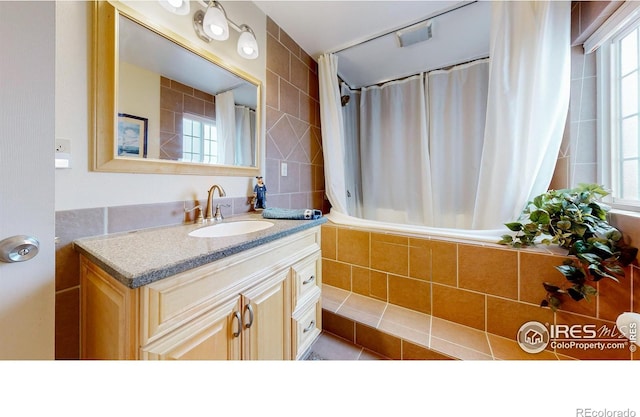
[597, 7, 640, 211]
[182, 114, 218, 164]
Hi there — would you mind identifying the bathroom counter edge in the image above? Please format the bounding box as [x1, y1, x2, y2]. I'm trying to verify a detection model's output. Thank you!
[73, 213, 327, 289]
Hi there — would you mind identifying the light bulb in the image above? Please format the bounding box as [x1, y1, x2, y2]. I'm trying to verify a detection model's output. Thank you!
[159, 0, 190, 15]
[203, 2, 229, 41]
[209, 24, 224, 37]
[237, 26, 258, 59]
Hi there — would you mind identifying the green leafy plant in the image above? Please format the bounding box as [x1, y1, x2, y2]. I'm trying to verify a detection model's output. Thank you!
[498, 183, 637, 311]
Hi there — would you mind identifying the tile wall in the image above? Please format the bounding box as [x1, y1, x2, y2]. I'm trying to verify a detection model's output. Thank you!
[551, 1, 621, 189]
[159, 76, 216, 160]
[265, 17, 328, 212]
[321, 223, 639, 360]
[54, 18, 324, 359]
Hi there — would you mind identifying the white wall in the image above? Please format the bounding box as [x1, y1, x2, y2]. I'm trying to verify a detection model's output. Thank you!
[119, 62, 161, 159]
[55, 1, 267, 211]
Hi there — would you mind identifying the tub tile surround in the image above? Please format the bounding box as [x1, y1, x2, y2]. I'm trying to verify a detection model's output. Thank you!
[321, 223, 639, 360]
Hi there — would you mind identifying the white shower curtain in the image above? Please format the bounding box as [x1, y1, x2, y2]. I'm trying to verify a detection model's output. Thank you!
[428, 60, 490, 228]
[341, 83, 363, 218]
[235, 105, 255, 166]
[359, 75, 433, 225]
[320, 1, 570, 230]
[215, 91, 235, 165]
[472, 1, 570, 229]
[319, 53, 348, 214]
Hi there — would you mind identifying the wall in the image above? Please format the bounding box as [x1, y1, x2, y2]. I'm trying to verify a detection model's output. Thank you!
[54, 2, 324, 359]
[264, 17, 328, 212]
[55, 1, 266, 212]
[321, 223, 639, 360]
[552, 1, 621, 189]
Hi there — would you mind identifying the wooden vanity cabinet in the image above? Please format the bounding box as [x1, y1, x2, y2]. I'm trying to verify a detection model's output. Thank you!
[80, 226, 321, 360]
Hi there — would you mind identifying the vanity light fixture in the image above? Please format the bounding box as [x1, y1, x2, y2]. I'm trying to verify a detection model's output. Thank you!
[158, 0, 190, 16]
[202, 1, 229, 40]
[192, 1, 259, 59]
[237, 25, 259, 59]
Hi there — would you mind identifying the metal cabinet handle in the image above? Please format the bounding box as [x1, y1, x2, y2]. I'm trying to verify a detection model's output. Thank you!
[244, 304, 254, 329]
[303, 320, 316, 333]
[302, 275, 315, 285]
[232, 311, 242, 338]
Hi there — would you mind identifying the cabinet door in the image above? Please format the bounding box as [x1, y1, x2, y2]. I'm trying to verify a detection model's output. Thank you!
[141, 297, 242, 360]
[242, 270, 291, 360]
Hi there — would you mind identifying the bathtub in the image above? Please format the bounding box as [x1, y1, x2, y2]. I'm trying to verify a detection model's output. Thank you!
[325, 209, 508, 244]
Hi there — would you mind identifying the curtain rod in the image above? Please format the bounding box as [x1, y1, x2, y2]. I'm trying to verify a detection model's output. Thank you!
[340, 56, 489, 91]
[330, 1, 478, 55]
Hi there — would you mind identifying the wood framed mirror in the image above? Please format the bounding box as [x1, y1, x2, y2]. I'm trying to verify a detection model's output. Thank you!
[91, 1, 262, 176]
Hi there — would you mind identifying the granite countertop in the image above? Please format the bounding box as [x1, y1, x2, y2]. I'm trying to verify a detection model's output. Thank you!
[73, 212, 327, 289]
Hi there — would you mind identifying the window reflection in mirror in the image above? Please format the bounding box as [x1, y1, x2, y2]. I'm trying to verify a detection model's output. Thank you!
[118, 14, 258, 168]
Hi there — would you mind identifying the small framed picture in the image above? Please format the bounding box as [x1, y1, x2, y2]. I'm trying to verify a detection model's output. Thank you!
[117, 113, 148, 158]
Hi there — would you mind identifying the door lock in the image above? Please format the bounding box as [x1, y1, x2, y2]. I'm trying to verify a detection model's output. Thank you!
[0, 235, 40, 263]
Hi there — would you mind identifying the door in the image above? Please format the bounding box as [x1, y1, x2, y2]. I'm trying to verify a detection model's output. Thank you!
[141, 297, 242, 360]
[0, 2, 56, 359]
[242, 270, 291, 360]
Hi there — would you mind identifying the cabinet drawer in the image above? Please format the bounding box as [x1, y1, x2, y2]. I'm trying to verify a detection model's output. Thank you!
[292, 299, 321, 359]
[292, 252, 321, 309]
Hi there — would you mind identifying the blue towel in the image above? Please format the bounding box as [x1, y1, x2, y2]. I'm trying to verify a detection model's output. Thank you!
[262, 207, 323, 220]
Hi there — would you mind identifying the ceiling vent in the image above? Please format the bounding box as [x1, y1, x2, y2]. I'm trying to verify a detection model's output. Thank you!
[396, 20, 433, 48]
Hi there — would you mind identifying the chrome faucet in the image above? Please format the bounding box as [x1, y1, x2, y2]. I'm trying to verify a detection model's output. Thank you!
[205, 184, 226, 222]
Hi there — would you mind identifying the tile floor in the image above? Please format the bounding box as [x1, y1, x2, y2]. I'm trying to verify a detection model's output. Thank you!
[313, 284, 573, 360]
[304, 332, 387, 360]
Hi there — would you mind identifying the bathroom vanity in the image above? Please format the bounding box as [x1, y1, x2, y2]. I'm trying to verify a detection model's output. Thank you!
[74, 214, 325, 360]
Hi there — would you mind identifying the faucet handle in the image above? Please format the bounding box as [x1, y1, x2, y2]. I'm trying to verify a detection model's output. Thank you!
[213, 204, 231, 221]
[184, 203, 204, 224]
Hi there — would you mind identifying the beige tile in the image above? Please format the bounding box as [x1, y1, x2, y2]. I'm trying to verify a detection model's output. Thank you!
[519, 252, 597, 317]
[320, 225, 336, 260]
[598, 265, 632, 322]
[321, 284, 350, 313]
[379, 304, 430, 347]
[337, 293, 386, 327]
[55, 288, 80, 360]
[409, 244, 431, 281]
[352, 266, 387, 301]
[458, 245, 518, 299]
[322, 310, 355, 343]
[431, 317, 492, 356]
[431, 241, 457, 286]
[486, 296, 554, 341]
[487, 334, 558, 360]
[355, 323, 402, 359]
[430, 337, 493, 360]
[371, 236, 408, 276]
[554, 312, 632, 360]
[402, 341, 455, 360]
[337, 228, 370, 267]
[322, 259, 351, 290]
[388, 275, 430, 314]
[432, 283, 485, 330]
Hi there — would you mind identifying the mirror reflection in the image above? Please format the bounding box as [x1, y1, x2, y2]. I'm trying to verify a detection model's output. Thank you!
[117, 13, 258, 168]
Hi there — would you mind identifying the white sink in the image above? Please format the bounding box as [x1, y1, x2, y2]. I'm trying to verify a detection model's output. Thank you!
[188, 220, 274, 238]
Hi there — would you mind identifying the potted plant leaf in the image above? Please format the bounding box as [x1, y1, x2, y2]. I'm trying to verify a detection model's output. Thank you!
[498, 183, 637, 311]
